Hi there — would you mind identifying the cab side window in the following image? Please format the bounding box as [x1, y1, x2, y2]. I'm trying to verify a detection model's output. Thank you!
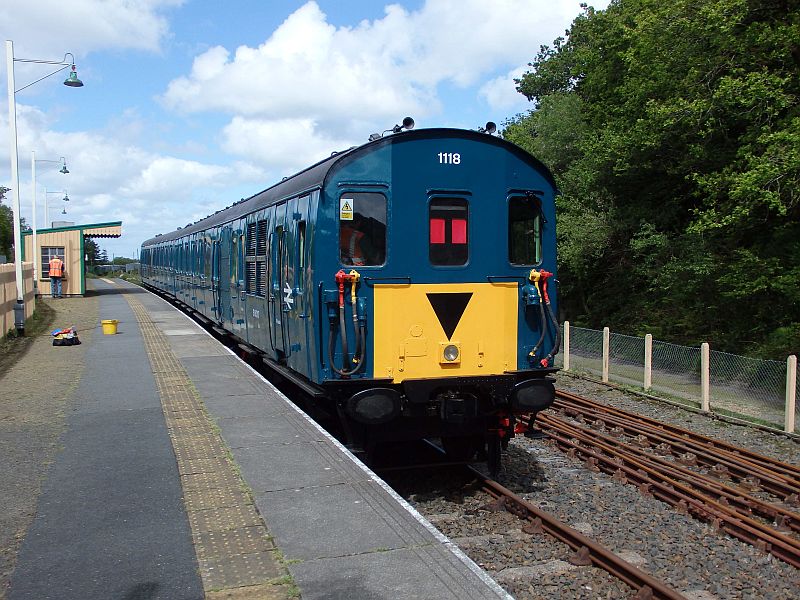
[339, 192, 387, 266]
[508, 195, 542, 265]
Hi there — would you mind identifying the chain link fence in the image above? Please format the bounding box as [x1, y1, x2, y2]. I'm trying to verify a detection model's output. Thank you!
[608, 332, 646, 389]
[708, 350, 788, 427]
[566, 326, 603, 375]
[650, 341, 702, 408]
[561, 324, 797, 432]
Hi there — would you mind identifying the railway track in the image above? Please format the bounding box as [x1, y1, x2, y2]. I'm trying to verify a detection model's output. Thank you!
[382, 442, 688, 599]
[555, 390, 800, 492]
[470, 467, 687, 600]
[528, 390, 800, 567]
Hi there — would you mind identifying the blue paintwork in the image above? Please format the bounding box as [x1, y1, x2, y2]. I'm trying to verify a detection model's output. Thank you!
[141, 128, 558, 387]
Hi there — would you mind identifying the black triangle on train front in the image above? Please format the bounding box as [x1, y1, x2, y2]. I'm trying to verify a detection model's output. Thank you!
[426, 292, 472, 340]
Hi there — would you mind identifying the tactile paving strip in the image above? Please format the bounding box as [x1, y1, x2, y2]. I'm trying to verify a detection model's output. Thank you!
[122, 291, 288, 596]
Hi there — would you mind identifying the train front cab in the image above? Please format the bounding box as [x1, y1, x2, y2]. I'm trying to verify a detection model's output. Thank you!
[320, 130, 559, 467]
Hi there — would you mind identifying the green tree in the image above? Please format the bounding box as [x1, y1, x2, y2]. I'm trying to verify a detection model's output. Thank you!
[510, 0, 800, 357]
[0, 186, 12, 260]
[84, 238, 101, 268]
[0, 187, 27, 261]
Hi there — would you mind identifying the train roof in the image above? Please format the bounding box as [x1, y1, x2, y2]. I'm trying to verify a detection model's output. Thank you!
[141, 128, 555, 247]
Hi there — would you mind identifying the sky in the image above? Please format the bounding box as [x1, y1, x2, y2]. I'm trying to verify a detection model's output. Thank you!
[0, 0, 607, 259]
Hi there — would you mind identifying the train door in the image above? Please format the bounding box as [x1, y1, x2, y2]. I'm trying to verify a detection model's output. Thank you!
[286, 195, 310, 372]
[211, 237, 221, 324]
[269, 203, 288, 359]
[233, 225, 249, 335]
[218, 226, 233, 326]
[230, 226, 247, 338]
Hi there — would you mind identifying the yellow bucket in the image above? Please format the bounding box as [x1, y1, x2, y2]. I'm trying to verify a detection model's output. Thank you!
[101, 319, 119, 335]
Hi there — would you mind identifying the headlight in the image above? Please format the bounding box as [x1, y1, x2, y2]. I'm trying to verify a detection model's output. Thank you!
[443, 344, 460, 362]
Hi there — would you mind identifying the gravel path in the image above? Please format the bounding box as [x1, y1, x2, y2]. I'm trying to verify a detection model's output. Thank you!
[0, 296, 100, 599]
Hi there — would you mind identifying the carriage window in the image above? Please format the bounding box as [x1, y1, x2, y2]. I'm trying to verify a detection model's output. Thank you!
[239, 234, 245, 282]
[246, 219, 267, 296]
[509, 195, 542, 265]
[246, 222, 257, 256]
[339, 192, 386, 266]
[298, 221, 306, 272]
[429, 198, 468, 266]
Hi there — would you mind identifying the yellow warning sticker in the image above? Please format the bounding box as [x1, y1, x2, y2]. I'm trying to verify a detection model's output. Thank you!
[340, 198, 354, 220]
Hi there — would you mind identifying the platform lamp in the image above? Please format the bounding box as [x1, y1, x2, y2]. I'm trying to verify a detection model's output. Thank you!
[44, 189, 69, 226]
[31, 153, 70, 283]
[6, 39, 83, 333]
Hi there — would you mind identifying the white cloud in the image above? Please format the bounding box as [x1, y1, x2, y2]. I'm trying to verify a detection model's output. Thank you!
[162, 2, 429, 122]
[162, 1, 579, 118]
[160, 0, 587, 160]
[0, 0, 183, 60]
[479, 64, 531, 112]
[0, 104, 266, 252]
[221, 117, 355, 172]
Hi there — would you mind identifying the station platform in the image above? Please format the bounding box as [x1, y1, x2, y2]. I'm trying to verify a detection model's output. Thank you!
[2, 278, 509, 600]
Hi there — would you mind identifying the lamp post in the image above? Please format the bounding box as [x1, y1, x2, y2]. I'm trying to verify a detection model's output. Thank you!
[44, 189, 69, 226]
[5, 39, 83, 333]
[31, 152, 69, 282]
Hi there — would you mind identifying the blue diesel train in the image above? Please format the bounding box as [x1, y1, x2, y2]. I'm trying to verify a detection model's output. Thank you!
[141, 121, 560, 470]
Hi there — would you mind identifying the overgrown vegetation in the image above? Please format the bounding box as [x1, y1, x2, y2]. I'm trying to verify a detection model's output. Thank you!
[505, 0, 799, 359]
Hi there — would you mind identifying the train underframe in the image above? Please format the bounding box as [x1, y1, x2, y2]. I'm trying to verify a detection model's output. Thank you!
[324, 372, 557, 473]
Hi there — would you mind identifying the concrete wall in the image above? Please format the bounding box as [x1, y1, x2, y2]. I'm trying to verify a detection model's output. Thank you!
[0, 262, 36, 335]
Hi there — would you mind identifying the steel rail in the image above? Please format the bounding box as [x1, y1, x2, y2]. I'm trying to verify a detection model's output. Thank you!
[535, 414, 800, 568]
[468, 466, 688, 600]
[551, 402, 800, 500]
[554, 394, 800, 481]
[554, 394, 800, 496]
[537, 412, 800, 535]
[555, 390, 800, 482]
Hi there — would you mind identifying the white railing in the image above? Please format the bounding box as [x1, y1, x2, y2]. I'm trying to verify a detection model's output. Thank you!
[558, 321, 798, 434]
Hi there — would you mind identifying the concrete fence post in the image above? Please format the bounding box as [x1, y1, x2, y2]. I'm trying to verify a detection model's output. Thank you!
[644, 334, 652, 391]
[786, 355, 797, 434]
[563, 321, 570, 371]
[701, 342, 710, 412]
[602, 327, 610, 383]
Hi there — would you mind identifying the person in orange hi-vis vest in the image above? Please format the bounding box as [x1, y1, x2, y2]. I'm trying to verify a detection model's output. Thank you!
[48, 255, 65, 298]
[340, 221, 366, 266]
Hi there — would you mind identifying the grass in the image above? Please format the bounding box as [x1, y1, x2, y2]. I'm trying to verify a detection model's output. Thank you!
[0, 301, 56, 378]
[268, 572, 301, 598]
[86, 269, 142, 286]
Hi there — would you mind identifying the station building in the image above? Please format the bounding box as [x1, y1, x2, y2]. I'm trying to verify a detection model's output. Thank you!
[21, 221, 122, 297]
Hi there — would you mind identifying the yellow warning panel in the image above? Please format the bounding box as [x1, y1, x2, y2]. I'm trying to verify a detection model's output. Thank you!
[339, 198, 354, 220]
[373, 282, 518, 383]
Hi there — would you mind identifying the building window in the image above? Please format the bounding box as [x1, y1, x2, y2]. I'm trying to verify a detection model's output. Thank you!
[429, 198, 468, 266]
[339, 192, 387, 266]
[508, 195, 542, 265]
[41, 246, 65, 278]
